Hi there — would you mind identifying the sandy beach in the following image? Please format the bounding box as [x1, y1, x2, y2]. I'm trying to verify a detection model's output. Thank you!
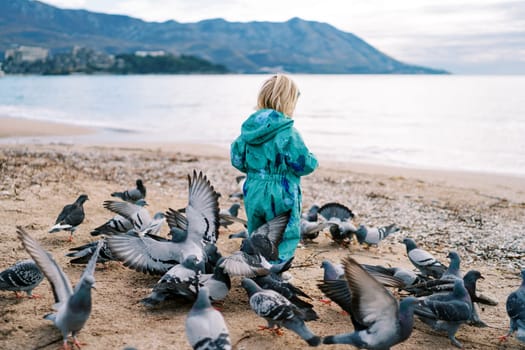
[1, 119, 524, 350]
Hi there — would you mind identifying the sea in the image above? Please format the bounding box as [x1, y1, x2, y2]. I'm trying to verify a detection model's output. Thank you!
[1, 74, 524, 177]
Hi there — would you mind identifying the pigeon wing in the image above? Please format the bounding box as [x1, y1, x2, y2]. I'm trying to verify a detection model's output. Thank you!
[343, 256, 397, 328]
[107, 231, 180, 274]
[16, 227, 73, 307]
[185, 171, 220, 244]
[103, 200, 152, 231]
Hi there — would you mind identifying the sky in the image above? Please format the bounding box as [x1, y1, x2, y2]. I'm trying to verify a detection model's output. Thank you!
[40, 0, 525, 74]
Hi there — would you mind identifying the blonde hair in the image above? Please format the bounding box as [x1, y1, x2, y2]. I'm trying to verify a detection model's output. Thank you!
[257, 74, 299, 117]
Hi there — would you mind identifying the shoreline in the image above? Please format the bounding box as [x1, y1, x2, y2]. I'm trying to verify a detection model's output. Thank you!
[2, 116, 524, 203]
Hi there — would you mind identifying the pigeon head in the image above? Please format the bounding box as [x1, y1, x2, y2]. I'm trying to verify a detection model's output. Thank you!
[182, 255, 200, 269]
[193, 286, 212, 310]
[402, 238, 417, 251]
[230, 203, 241, 216]
[464, 270, 483, 283]
[153, 212, 165, 220]
[136, 179, 144, 187]
[76, 194, 89, 204]
[241, 278, 261, 297]
[81, 274, 96, 288]
[399, 296, 420, 313]
[135, 199, 148, 207]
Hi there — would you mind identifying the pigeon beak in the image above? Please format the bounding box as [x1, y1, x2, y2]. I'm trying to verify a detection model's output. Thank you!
[479, 275, 485, 280]
[91, 283, 97, 290]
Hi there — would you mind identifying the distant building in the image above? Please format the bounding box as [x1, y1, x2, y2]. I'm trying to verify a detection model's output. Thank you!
[135, 50, 166, 57]
[4, 46, 49, 63]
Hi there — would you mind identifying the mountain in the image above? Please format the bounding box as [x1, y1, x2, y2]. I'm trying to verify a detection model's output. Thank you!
[0, 0, 448, 74]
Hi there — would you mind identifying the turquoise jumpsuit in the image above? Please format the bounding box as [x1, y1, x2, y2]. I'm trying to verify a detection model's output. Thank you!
[231, 109, 318, 262]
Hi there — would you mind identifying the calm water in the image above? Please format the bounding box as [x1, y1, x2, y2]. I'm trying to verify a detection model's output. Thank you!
[1, 74, 524, 176]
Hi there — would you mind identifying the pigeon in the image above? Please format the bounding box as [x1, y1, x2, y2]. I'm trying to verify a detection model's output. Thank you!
[0, 259, 44, 298]
[107, 170, 220, 275]
[321, 259, 344, 281]
[219, 203, 241, 228]
[317, 202, 357, 245]
[66, 239, 118, 265]
[322, 256, 423, 349]
[500, 269, 525, 343]
[241, 278, 321, 346]
[254, 271, 318, 321]
[141, 255, 202, 307]
[440, 251, 462, 281]
[16, 226, 102, 350]
[185, 286, 232, 350]
[354, 223, 400, 246]
[111, 179, 146, 202]
[90, 203, 139, 237]
[402, 238, 447, 279]
[49, 194, 89, 241]
[416, 279, 473, 348]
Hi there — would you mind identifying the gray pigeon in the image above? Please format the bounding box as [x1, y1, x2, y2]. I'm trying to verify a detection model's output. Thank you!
[500, 269, 525, 343]
[440, 251, 462, 281]
[66, 239, 118, 265]
[402, 238, 447, 279]
[361, 264, 426, 287]
[416, 279, 473, 348]
[241, 278, 321, 346]
[354, 223, 400, 246]
[141, 255, 202, 307]
[49, 194, 89, 241]
[111, 179, 146, 202]
[0, 259, 44, 298]
[317, 202, 357, 245]
[185, 286, 232, 350]
[17, 226, 102, 350]
[322, 256, 422, 349]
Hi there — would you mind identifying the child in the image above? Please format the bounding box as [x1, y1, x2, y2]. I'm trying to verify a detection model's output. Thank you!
[230, 74, 318, 262]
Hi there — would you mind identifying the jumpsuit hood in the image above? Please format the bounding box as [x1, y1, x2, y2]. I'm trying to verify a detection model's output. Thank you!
[241, 109, 294, 145]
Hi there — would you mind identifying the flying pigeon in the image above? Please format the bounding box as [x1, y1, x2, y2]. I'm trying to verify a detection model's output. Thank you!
[322, 256, 422, 349]
[90, 210, 135, 236]
[402, 238, 447, 279]
[416, 279, 473, 348]
[500, 269, 525, 343]
[0, 259, 44, 298]
[354, 223, 400, 246]
[17, 226, 102, 350]
[49, 194, 89, 241]
[111, 179, 146, 202]
[317, 202, 357, 245]
[185, 286, 232, 350]
[241, 278, 321, 346]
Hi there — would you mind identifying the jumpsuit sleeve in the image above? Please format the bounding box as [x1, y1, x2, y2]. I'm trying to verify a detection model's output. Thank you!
[285, 128, 318, 177]
[230, 136, 247, 173]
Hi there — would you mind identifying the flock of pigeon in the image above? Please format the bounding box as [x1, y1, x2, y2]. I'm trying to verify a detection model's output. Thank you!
[1, 170, 524, 350]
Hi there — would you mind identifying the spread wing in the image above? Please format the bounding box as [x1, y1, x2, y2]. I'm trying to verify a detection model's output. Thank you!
[185, 170, 220, 244]
[16, 226, 73, 307]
